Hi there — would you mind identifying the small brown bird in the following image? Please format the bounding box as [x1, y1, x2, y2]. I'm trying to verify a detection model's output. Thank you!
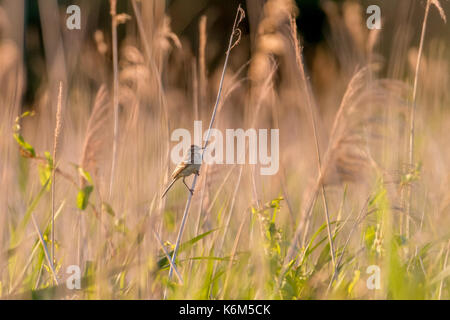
[161, 145, 203, 198]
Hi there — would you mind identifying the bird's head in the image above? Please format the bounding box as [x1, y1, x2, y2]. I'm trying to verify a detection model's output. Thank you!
[190, 144, 204, 152]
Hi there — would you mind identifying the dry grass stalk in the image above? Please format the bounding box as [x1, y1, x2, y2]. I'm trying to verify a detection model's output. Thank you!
[407, 0, 446, 236]
[431, 0, 447, 23]
[77, 84, 110, 270]
[32, 214, 59, 285]
[299, 67, 407, 240]
[192, 59, 199, 120]
[79, 85, 110, 187]
[109, 0, 119, 199]
[199, 15, 208, 112]
[285, 16, 336, 274]
[51, 81, 63, 268]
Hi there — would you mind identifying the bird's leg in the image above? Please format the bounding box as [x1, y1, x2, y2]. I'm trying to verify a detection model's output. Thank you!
[182, 177, 194, 195]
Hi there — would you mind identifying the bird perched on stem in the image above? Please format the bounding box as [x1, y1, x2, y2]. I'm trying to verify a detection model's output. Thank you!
[161, 145, 203, 198]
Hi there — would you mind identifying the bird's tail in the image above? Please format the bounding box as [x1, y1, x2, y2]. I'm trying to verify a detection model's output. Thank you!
[161, 178, 178, 198]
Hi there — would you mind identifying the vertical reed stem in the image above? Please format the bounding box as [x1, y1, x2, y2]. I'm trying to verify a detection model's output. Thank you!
[165, 5, 245, 298]
[51, 81, 63, 270]
[407, 0, 431, 237]
[285, 17, 336, 275]
[109, 0, 119, 198]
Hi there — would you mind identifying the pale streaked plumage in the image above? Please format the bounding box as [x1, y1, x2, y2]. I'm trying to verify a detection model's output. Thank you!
[161, 145, 202, 198]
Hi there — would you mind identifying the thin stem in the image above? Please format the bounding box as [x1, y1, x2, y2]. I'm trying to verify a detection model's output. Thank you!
[154, 230, 183, 285]
[285, 17, 336, 274]
[439, 240, 450, 299]
[407, 0, 431, 237]
[109, 0, 119, 198]
[32, 214, 59, 285]
[51, 81, 63, 269]
[165, 4, 245, 297]
[198, 15, 208, 112]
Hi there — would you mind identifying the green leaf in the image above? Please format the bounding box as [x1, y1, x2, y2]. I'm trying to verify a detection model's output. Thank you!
[77, 185, 94, 211]
[13, 133, 36, 158]
[364, 225, 376, 250]
[157, 228, 219, 269]
[38, 163, 52, 190]
[347, 270, 361, 296]
[44, 151, 53, 168]
[114, 218, 129, 234]
[102, 202, 115, 217]
[182, 256, 233, 262]
[303, 221, 338, 261]
[78, 167, 93, 185]
[315, 242, 332, 271]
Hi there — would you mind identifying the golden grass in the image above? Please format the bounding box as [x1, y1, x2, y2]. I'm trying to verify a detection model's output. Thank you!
[1, 0, 449, 300]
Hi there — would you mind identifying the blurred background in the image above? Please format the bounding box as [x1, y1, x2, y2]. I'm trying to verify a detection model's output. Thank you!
[4, 0, 449, 107]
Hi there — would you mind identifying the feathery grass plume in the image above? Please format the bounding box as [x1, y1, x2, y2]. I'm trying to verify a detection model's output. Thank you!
[156, 15, 182, 53]
[3, 0, 450, 300]
[283, 59, 409, 278]
[342, 2, 366, 56]
[79, 85, 110, 188]
[431, 0, 447, 23]
[165, 4, 246, 297]
[315, 69, 408, 220]
[248, 0, 293, 87]
[51, 81, 63, 269]
[366, 28, 381, 67]
[119, 45, 148, 128]
[94, 30, 108, 56]
[77, 85, 110, 270]
[322, 74, 408, 185]
[322, 1, 377, 75]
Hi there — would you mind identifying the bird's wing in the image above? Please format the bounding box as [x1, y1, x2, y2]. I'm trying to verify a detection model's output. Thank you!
[171, 162, 187, 179]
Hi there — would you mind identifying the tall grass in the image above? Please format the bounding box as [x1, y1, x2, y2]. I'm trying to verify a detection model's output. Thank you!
[109, 0, 119, 199]
[0, 0, 449, 300]
[406, 0, 447, 237]
[50, 81, 63, 270]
